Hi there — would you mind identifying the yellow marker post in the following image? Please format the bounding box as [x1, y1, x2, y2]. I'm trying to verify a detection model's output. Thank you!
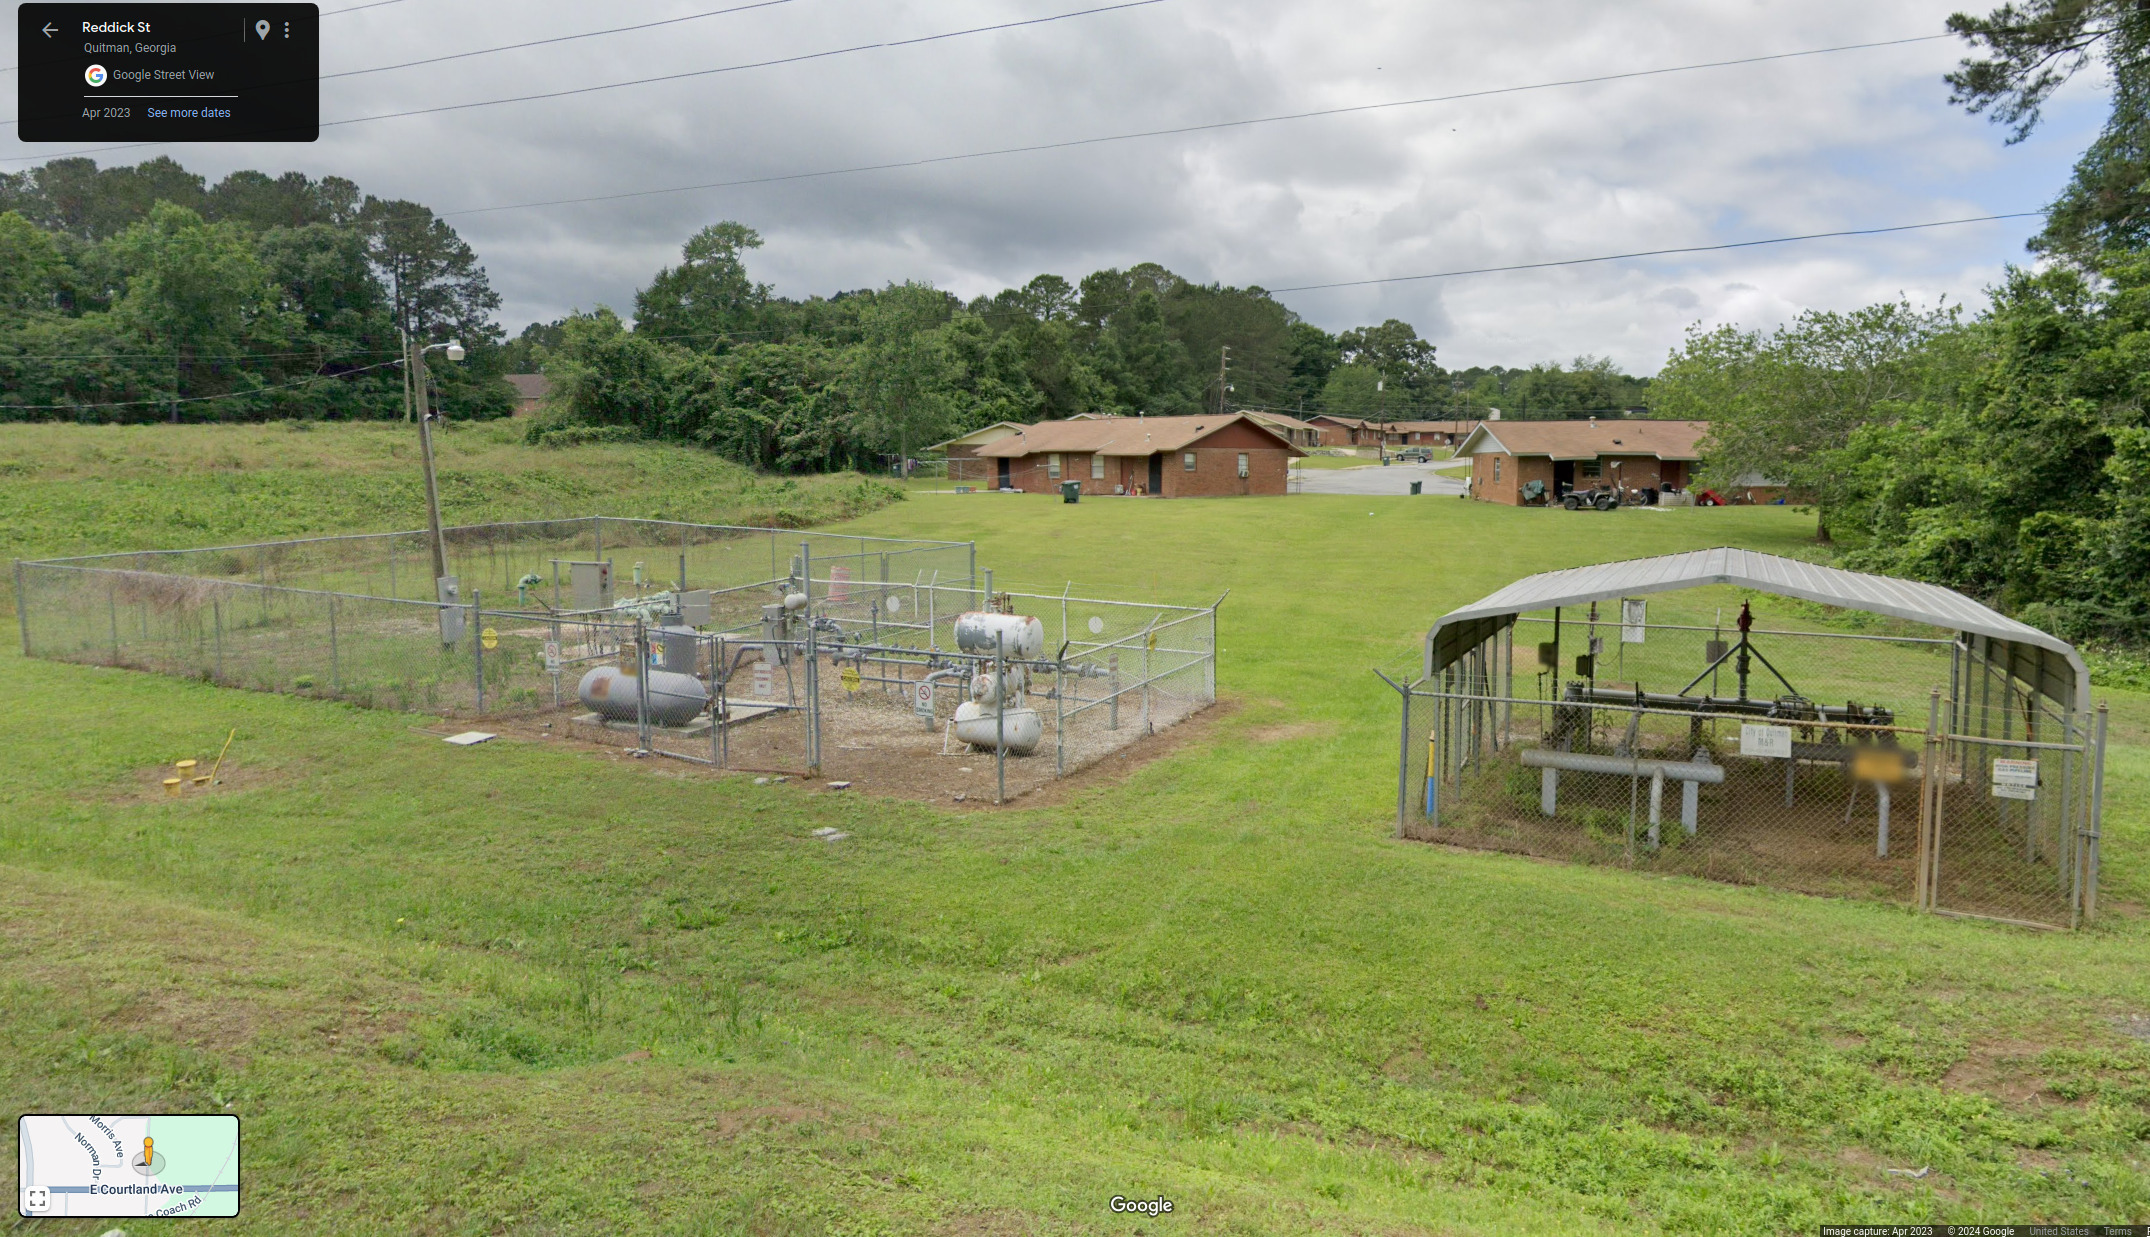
[162, 777, 182, 797]
[206, 728, 236, 785]
[175, 759, 198, 784]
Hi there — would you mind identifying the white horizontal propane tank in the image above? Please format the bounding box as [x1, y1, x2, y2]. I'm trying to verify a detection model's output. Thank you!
[953, 701, 1042, 754]
[954, 611, 1044, 659]
[578, 664, 709, 726]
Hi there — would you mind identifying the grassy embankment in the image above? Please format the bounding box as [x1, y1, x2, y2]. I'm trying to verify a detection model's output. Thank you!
[0, 420, 901, 572]
[2, 425, 2147, 1235]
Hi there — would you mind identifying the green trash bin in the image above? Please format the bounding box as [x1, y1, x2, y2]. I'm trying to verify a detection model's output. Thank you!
[1061, 481, 1081, 504]
[1409, 480, 1423, 495]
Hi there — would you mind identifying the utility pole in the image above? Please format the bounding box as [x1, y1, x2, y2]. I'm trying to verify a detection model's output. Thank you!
[1216, 345, 1231, 417]
[413, 338, 448, 582]
[399, 328, 414, 423]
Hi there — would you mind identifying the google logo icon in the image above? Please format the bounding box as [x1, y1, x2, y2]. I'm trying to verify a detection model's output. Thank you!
[84, 64, 107, 87]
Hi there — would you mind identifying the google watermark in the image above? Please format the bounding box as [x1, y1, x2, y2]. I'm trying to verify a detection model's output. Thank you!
[1109, 1195, 1173, 1216]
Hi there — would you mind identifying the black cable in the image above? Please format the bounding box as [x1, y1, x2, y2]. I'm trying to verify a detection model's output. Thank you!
[411, 33, 1954, 218]
[1265, 213, 2043, 291]
[321, 0, 809, 81]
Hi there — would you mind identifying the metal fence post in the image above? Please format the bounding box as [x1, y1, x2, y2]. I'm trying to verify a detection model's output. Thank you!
[635, 616, 651, 753]
[13, 561, 29, 656]
[213, 597, 224, 682]
[108, 583, 119, 663]
[329, 593, 340, 693]
[472, 590, 484, 713]
[1917, 687, 1942, 912]
[995, 638, 1007, 804]
[1396, 681, 1411, 837]
[2085, 704, 2107, 924]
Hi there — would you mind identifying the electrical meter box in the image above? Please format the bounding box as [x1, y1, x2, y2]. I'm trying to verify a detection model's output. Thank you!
[570, 560, 613, 611]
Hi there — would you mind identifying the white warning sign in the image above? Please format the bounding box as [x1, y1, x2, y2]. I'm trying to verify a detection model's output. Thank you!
[1740, 723, 1793, 759]
[1992, 758, 2039, 801]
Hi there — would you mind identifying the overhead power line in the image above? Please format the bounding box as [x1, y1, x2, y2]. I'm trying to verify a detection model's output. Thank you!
[0, 0, 1171, 154]
[321, 0, 808, 81]
[417, 33, 1954, 218]
[1264, 213, 2044, 291]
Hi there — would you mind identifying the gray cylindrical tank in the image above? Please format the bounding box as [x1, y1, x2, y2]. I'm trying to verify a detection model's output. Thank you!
[954, 611, 1044, 659]
[578, 664, 709, 726]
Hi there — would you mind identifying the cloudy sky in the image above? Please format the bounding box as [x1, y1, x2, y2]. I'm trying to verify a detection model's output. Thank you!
[4, 0, 2110, 372]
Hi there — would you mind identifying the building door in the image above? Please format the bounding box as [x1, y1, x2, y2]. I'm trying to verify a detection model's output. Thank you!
[1147, 453, 1163, 495]
[997, 458, 1010, 489]
[1553, 459, 1574, 496]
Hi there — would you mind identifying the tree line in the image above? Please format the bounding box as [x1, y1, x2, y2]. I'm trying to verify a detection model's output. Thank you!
[0, 156, 513, 421]
[521, 222, 1654, 471]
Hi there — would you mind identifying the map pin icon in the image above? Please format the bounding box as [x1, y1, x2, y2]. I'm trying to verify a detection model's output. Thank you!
[255, 19, 270, 39]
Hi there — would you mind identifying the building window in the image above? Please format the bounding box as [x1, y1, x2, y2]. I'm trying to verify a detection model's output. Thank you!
[1237, 452, 1249, 479]
[1580, 459, 1602, 479]
[1493, 457, 1502, 482]
[1091, 454, 1104, 480]
[1183, 452, 1197, 472]
[1048, 453, 1061, 481]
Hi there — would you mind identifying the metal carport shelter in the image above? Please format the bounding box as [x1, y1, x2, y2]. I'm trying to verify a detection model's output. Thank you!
[1392, 548, 2106, 926]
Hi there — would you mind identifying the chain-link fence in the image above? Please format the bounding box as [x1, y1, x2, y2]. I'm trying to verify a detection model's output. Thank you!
[15, 519, 1217, 802]
[1385, 614, 2105, 928]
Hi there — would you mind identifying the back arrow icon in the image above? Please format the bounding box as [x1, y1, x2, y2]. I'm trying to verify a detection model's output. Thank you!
[42, 22, 56, 36]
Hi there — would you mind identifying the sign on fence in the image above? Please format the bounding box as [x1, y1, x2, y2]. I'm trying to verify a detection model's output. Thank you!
[914, 679, 935, 718]
[543, 641, 562, 675]
[1621, 598, 1647, 644]
[1740, 723, 1793, 759]
[1993, 757, 2039, 801]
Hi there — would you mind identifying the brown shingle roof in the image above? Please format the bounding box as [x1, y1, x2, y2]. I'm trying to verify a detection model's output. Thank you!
[1460, 419, 1710, 461]
[974, 413, 1300, 457]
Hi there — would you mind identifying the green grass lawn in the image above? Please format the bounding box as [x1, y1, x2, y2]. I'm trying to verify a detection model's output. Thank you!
[4, 442, 2149, 1234]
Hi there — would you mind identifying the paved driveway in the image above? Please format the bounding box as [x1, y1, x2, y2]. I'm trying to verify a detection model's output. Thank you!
[1293, 461, 1470, 496]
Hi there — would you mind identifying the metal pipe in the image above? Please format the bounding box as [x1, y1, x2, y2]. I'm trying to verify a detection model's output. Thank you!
[1520, 748, 1726, 782]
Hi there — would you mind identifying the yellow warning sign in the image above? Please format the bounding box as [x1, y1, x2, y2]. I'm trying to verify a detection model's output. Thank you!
[839, 664, 861, 693]
[480, 627, 498, 650]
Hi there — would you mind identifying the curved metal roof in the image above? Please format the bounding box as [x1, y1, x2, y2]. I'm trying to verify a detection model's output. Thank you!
[1423, 547, 2090, 709]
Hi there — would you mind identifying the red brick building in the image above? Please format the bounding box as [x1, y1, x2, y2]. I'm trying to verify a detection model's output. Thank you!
[973, 414, 1304, 497]
[1458, 419, 1710, 505]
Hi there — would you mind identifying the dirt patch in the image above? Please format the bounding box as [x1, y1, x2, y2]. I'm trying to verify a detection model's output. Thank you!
[0, 865, 424, 1056]
[934, 1209, 1039, 1236]
[106, 755, 284, 805]
[1246, 720, 1330, 744]
[708, 1104, 828, 1139]
[464, 689, 1237, 811]
[1940, 1039, 2050, 1105]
